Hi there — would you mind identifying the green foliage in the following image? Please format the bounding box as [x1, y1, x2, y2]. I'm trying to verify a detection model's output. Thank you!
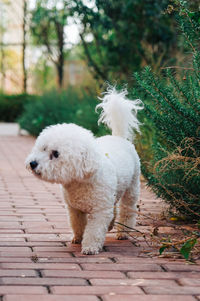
[159, 234, 199, 260]
[72, 0, 178, 82]
[180, 237, 197, 260]
[31, 57, 56, 93]
[18, 87, 106, 137]
[31, 0, 69, 47]
[30, 0, 71, 87]
[133, 1, 200, 221]
[133, 107, 155, 163]
[159, 245, 168, 255]
[0, 94, 35, 122]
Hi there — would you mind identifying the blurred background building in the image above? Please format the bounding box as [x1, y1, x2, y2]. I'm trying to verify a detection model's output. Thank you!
[0, 0, 91, 94]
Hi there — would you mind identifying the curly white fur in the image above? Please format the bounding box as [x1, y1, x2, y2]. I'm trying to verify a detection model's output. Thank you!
[26, 87, 143, 255]
[96, 86, 143, 140]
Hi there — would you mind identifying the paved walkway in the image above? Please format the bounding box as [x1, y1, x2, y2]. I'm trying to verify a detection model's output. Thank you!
[0, 123, 20, 136]
[0, 135, 199, 301]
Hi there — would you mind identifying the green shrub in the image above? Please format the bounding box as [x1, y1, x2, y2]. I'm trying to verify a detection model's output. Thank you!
[132, 1, 200, 221]
[18, 87, 107, 137]
[0, 94, 35, 122]
[132, 109, 155, 164]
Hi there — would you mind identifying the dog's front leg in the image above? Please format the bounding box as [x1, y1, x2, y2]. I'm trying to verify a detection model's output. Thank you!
[67, 204, 87, 244]
[81, 209, 113, 255]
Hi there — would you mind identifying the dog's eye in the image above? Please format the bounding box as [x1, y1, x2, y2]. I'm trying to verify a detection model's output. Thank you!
[52, 150, 59, 158]
[50, 150, 59, 160]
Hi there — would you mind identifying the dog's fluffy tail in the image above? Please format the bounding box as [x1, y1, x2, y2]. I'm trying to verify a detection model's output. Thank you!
[96, 86, 143, 141]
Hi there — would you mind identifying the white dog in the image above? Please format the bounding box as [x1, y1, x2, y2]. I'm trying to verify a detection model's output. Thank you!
[26, 87, 143, 254]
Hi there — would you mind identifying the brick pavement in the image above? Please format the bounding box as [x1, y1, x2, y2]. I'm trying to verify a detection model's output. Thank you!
[0, 135, 199, 301]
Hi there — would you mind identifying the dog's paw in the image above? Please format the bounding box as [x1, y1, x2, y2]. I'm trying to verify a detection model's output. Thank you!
[81, 246, 102, 255]
[71, 237, 82, 244]
[116, 233, 129, 240]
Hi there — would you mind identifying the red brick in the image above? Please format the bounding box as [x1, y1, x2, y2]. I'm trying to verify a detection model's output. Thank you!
[81, 263, 162, 271]
[127, 271, 200, 279]
[51, 286, 143, 295]
[143, 286, 200, 295]
[105, 246, 136, 252]
[163, 264, 200, 272]
[102, 295, 196, 301]
[104, 238, 133, 246]
[0, 238, 25, 242]
[44, 209, 66, 213]
[37, 257, 112, 264]
[15, 209, 44, 214]
[2, 277, 87, 286]
[31, 252, 73, 258]
[0, 257, 32, 263]
[22, 222, 53, 227]
[42, 270, 125, 279]
[0, 286, 47, 294]
[178, 278, 200, 286]
[0, 204, 13, 208]
[45, 216, 68, 222]
[114, 257, 185, 264]
[37, 252, 75, 258]
[26, 234, 68, 242]
[0, 247, 31, 252]
[73, 251, 134, 258]
[0, 251, 33, 257]
[0, 222, 21, 228]
[19, 216, 47, 221]
[0, 269, 37, 277]
[4, 296, 99, 301]
[0, 235, 27, 239]
[90, 279, 178, 286]
[0, 217, 19, 222]
[16, 205, 63, 209]
[2, 263, 80, 270]
[32, 246, 78, 252]
[0, 242, 63, 247]
[26, 228, 71, 234]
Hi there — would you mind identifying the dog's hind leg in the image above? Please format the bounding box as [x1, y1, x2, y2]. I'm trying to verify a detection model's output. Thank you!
[116, 175, 140, 240]
[67, 205, 87, 244]
[108, 203, 117, 231]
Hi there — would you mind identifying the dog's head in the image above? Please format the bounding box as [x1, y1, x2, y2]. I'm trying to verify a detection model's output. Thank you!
[25, 123, 99, 184]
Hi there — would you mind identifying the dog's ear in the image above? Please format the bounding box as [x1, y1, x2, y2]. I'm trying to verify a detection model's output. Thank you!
[80, 147, 99, 179]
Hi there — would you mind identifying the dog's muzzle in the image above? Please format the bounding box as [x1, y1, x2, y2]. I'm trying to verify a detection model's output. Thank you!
[30, 161, 38, 170]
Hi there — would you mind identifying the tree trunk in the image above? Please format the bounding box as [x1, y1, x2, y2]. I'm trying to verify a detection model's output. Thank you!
[57, 49, 64, 89]
[0, 41, 5, 92]
[55, 21, 64, 89]
[22, 0, 27, 93]
[0, 2, 5, 91]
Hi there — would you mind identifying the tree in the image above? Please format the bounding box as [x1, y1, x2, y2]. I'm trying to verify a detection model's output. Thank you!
[0, 0, 7, 91]
[72, 0, 178, 83]
[22, 0, 28, 93]
[30, 0, 70, 89]
[31, 57, 56, 93]
[132, 0, 200, 220]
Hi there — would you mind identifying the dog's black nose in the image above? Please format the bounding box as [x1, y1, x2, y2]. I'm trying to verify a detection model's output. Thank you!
[30, 161, 38, 170]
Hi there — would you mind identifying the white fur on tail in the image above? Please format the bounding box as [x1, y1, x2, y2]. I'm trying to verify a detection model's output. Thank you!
[96, 86, 143, 141]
